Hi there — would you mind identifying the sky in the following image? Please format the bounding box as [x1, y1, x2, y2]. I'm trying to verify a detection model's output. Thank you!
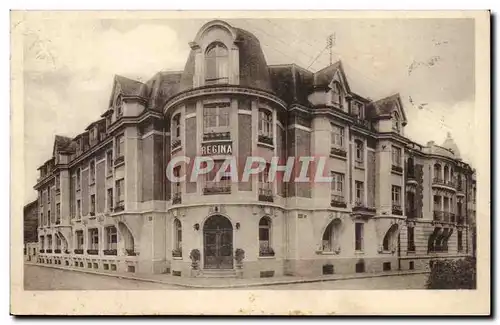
[22, 16, 476, 204]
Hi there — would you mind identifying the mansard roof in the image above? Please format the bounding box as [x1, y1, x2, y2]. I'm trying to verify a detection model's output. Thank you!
[145, 71, 183, 112]
[366, 93, 408, 126]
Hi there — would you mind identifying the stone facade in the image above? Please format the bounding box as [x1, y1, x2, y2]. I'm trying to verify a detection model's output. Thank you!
[33, 20, 476, 279]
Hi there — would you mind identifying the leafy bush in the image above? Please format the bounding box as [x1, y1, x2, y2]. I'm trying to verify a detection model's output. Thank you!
[426, 257, 476, 289]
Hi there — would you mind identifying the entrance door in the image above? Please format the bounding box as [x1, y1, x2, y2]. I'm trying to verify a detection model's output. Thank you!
[203, 215, 233, 269]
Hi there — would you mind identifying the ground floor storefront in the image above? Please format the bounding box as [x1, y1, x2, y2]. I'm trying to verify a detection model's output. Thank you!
[35, 203, 473, 279]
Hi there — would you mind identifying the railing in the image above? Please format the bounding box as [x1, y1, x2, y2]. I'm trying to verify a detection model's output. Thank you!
[103, 249, 117, 256]
[171, 249, 181, 258]
[330, 146, 347, 157]
[391, 165, 403, 173]
[433, 210, 456, 222]
[126, 249, 137, 256]
[392, 205, 403, 215]
[433, 178, 456, 188]
[330, 194, 346, 208]
[172, 192, 182, 205]
[171, 138, 181, 150]
[114, 202, 125, 212]
[74, 249, 84, 254]
[258, 134, 273, 146]
[354, 159, 364, 169]
[54, 249, 61, 254]
[203, 131, 230, 142]
[203, 182, 231, 195]
[39, 249, 45, 253]
[87, 249, 99, 255]
[352, 201, 376, 214]
[46, 249, 52, 253]
[114, 155, 125, 166]
[258, 187, 273, 202]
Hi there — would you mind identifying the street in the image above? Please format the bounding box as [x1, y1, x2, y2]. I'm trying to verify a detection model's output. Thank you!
[24, 264, 428, 290]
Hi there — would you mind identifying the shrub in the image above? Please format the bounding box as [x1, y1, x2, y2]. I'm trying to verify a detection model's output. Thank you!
[426, 257, 476, 289]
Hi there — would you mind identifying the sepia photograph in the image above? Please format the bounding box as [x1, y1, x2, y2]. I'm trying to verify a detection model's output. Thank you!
[10, 10, 490, 315]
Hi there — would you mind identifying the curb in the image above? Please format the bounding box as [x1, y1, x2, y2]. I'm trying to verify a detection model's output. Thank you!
[26, 262, 429, 289]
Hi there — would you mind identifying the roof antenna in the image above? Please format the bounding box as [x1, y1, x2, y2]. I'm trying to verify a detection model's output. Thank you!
[327, 33, 336, 65]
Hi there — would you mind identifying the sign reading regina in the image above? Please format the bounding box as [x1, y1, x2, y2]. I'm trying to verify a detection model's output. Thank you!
[201, 142, 233, 156]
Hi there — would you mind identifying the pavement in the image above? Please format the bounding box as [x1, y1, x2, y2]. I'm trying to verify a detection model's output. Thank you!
[25, 262, 429, 289]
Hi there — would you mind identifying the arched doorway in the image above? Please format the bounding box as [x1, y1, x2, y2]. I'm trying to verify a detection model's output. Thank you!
[203, 215, 233, 269]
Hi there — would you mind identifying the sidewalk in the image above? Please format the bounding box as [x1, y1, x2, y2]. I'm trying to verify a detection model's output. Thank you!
[26, 262, 429, 289]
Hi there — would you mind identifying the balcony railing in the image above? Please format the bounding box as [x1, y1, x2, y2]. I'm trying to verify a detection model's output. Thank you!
[87, 249, 99, 255]
[433, 210, 456, 222]
[354, 159, 364, 169]
[172, 192, 182, 205]
[126, 249, 137, 256]
[114, 155, 125, 166]
[433, 178, 456, 188]
[46, 249, 53, 253]
[171, 138, 181, 150]
[203, 183, 231, 195]
[39, 249, 45, 253]
[391, 165, 403, 174]
[203, 131, 230, 142]
[258, 134, 274, 146]
[352, 201, 376, 214]
[171, 249, 181, 258]
[74, 249, 84, 254]
[54, 249, 61, 254]
[392, 205, 403, 215]
[330, 146, 347, 157]
[103, 249, 117, 256]
[114, 202, 125, 212]
[330, 194, 346, 208]
[258, 187, 273, 202]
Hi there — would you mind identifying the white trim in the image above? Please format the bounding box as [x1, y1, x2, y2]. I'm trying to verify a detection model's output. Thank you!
[237, 109, 252, 115]
[287, 124, 312, 132]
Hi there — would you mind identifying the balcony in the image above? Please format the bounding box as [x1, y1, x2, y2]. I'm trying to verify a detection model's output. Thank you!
[203, 184, 231, 195]
[171, 138, 181, 150]
[432, 177, 456, 191]
[103, 249, 117, 256]
[433, 210, 456, 223]
[39, 249, 45, 253]
[74, 249, 84, 254]
[392, 205, 403, 216]
[258, 188, 274, 202]
[172, 248, 182, 258]
[126, 249, 137, 256]
[87, 249, 99, 255]
[203, 131, 230, 142]
[354, 159, 364, 169]
[457, 183, 466, 196]
[54, 249, 61, 254]
[114, 202, 125, 212]
[352, 201, 376, 215]
[391, 165, 403, 174]
[172, 192, 182, 205]
[258, 134, 274, 146]
[352, 117, 372, 130]
[330, 146, 347, 158]
[114, 155, 125, 166]
[46, 249, 53, 253]
[330, 195, 347, 208]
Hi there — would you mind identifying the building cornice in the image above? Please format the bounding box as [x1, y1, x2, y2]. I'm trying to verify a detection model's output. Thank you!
[163, 85, 288, 115]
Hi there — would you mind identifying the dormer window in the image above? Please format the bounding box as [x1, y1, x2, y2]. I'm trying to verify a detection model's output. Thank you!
[392, 111, 400, 133]
[205, 42, 229, 85]
[331, 82, 342, 106]
[352, 101, 364, 119]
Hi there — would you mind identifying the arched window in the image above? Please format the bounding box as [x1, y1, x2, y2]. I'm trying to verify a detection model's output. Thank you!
[392, 111, 400, 132]
[174, 218, 182, 253]
[382, 224, 398, 251]
[331, 82, 342, 105]
[322, 219, 341, 253]
[434, 163, 442, 181]
[259, 217, 273, 256]
[115, 95, 123, 118]
[205, 42, 229, 85]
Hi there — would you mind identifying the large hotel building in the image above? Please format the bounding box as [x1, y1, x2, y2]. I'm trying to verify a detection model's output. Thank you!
[33, 20, 476, 278]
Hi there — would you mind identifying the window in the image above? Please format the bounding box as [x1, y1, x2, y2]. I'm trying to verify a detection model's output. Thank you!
[76, 231, 84, 249]
[322, 221, 340, 253]
[392, 146, 402, 166]
[457, 230, 463, 251]
[331, 82, 342, 105]
[56, 203, 60, 223]
[392, 111, 400, 132]
[90, 194, 96, 215]
[258, 163, 272, 196]
[89, 229, 99, 250]
[355, 181, 364, 205]
[56, 235, 61, 250]
[76, 169, 81, 191]
[331, 172, 344, 200]
[116, 179, 124, 207]
[331, 124, 344, 148]
[47, 189, 51, 204]
[116, 95, 123, 118]
[47, 210, 51, 226]
[107, 188, 113, 212]
[116, 134, 125, 158]
[258, 109, 273, 138]
[172, 166, 181, 202]
[172, 113, 181, 140]
[355, 140, 364, 163]
[352, 101, 364, 119]
[106, 150, 113, 175]
[205, 42, 229, 85]
[76, 200, 81, 218]
[259, 217, 272, 256]
[407, 227, 415, 252]
[355, 223, 364, 251]
[203, 103, 230, 132]
[40, 212, 44, 226]
[392, 186, 401, 206]
[174, 218, 182, 250]
[204, 160, 231, 194]
[55, 175, 60, 191]
[434, 164, 442, 180]
[106, 226, 117, 250]
[40, 236, 44, 249]
[47, 235, 52, 250]
[444, 165, 449, 182]
[90, 160, 95, 184]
